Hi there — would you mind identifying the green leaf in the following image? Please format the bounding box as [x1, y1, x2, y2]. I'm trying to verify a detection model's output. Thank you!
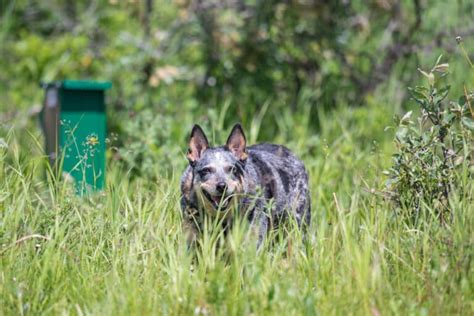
[408, 87, 428, 105]
[434, 54, 443, 67]
[400, 111, 413, 126]
[461, 117, 474, 130]
[458, 95, 467, 106]
[443, 112, 456, 125]
[396, 127, 409, 141]
[438, 85, 450, 100]
[417, 68, 431, 79]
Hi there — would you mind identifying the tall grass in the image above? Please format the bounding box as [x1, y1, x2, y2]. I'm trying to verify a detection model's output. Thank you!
[0, 101, 472, 315]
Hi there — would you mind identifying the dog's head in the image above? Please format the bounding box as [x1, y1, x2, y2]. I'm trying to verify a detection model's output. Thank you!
[186, 124, 248, 214]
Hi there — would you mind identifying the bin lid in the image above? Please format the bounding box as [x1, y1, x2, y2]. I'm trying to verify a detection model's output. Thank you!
[41, 80, 112, 91]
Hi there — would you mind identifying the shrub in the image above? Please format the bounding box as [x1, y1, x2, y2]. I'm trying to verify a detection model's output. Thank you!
[386, 55, 474, 222]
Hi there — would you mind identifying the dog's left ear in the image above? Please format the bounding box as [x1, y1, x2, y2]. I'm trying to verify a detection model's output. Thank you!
[226, 123, 247, 161]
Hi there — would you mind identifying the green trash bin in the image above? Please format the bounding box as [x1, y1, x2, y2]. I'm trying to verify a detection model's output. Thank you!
[40, 80, 111, 194]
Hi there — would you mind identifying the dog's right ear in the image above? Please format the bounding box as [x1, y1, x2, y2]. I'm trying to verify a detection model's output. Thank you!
[187, 124, 209, 164]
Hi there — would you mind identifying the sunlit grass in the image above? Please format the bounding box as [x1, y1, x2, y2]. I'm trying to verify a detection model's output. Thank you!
[0, 103, 472, 315]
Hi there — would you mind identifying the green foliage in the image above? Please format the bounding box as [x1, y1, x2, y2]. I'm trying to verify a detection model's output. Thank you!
[1, 2, 474, 314]
[0, 101, 472, 314]
[112, 108, 192, 177]
[387, 56, 474, 220]
[2, 1, 474, 133]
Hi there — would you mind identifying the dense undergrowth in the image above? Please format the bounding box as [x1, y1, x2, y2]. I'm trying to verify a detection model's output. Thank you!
[1, 86, 472, 314]
[1, 1, 474, 314]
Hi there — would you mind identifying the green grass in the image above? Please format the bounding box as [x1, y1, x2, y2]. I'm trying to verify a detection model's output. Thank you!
[0, 102, 473, 315]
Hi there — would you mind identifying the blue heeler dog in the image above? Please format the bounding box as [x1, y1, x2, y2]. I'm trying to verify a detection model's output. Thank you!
[180, 124, 311, 247]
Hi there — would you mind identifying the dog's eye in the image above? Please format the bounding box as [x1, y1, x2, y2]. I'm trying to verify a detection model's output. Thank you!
[198, 167, 212, 177]
[226, 165, 241, 177]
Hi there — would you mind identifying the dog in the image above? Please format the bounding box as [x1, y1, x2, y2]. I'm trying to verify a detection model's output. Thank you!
[180, 123, 311, 247]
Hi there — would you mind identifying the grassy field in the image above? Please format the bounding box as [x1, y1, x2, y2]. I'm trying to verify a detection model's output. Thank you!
[0, 99, 472, 315]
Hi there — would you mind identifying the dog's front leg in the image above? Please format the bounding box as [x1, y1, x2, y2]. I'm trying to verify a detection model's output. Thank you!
[183, 218, 199, 247]
[249, 208, 269, 250]
[181, 202, 201, 249]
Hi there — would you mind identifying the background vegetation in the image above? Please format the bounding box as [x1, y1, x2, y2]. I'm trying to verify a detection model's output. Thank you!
[0, 0, 473, 315]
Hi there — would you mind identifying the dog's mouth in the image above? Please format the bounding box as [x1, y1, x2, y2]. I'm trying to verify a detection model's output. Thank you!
[202, 190, 232, 210]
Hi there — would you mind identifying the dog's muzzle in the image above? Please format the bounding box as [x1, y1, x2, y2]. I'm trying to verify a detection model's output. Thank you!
[202, 190, 233, 211]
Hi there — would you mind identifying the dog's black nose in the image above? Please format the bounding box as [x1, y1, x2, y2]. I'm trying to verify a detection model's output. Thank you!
[216, 182, 227, 193]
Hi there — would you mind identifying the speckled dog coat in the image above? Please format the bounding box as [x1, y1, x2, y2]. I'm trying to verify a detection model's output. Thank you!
[180, 124, 311, 246]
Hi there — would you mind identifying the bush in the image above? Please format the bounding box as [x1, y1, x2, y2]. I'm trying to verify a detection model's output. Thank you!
[386, 55, 474, 222]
